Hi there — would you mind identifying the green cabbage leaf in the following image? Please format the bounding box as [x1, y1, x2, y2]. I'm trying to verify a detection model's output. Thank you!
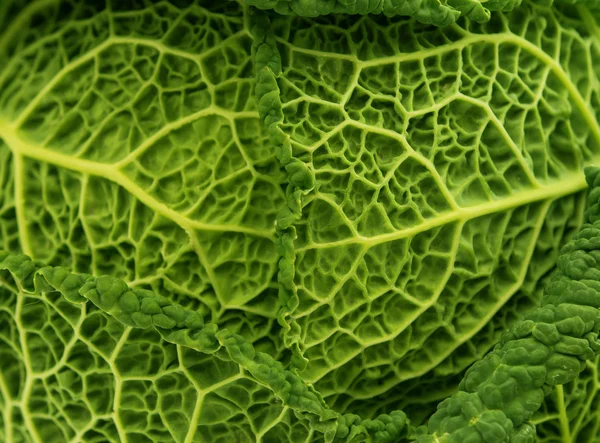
[2, 0, 600, 442]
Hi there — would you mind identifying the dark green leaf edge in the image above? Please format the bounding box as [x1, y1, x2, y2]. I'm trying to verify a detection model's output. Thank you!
[250, 8, 314, 371]
[242, 0, 600, 26]
[243, 0, 523, 26]
[411, 167, 600, 441]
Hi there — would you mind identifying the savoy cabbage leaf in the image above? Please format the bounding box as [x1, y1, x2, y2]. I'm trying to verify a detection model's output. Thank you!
[2, 0, 600, 442]
[265, 0, 600, 424]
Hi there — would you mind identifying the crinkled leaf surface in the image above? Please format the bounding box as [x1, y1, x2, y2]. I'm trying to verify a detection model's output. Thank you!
[0, 0, 286, 349]
[0, 270, 319, 443]
[0, 1, 292, 440]
[273, 0, 600, 422]
[244, 0, 504, 26]
[3, 0, 600, 442]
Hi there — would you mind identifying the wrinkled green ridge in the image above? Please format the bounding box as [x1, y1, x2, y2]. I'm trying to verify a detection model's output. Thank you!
[0, 251, 413, 443]
[243, 0, 600, 25]
[414, 166, 600, 441]
[250, 9, 314, 371]
[244, 0, 600, 25]
[251, 11, 412, 441]
[6, 171, 600, 442]
[244, 0, 522, 25]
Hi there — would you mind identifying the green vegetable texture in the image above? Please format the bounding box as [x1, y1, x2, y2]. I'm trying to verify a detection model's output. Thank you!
[1, 0, 600, 442]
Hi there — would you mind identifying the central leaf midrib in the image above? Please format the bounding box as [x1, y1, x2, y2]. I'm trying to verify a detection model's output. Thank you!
[298, 173, 589, 251]
[0, 120, 274, 239]
[310, 199, 553, 396]
[0, 120, 275, 316]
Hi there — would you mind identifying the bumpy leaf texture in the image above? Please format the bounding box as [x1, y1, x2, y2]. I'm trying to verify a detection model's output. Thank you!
[1, 0, 600, 442]
[245, 0, 521, 25]
[0, 253, 335, 443]
[269, 0, 600, 425]
[0, 1, 292, 441]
